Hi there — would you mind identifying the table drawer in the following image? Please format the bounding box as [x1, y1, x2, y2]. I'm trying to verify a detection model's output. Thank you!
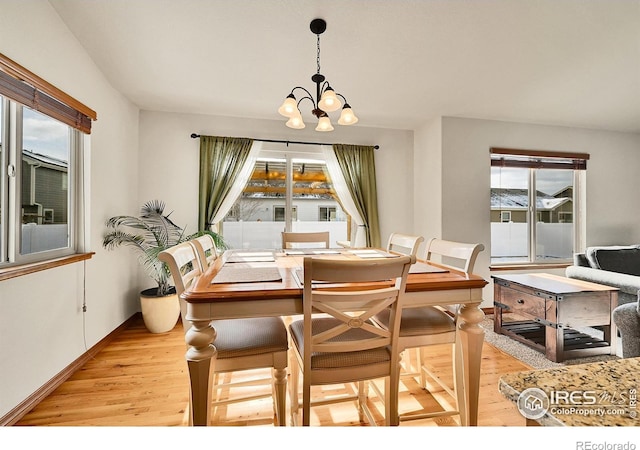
[558, 292, 613, 328]
[496, 286, 546, 318]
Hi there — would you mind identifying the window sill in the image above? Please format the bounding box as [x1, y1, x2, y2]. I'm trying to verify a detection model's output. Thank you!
[0, 252, 94, 282]
[489, 262, 570, 272]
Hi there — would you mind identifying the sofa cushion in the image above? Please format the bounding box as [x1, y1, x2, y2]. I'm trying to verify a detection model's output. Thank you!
[585, 245, 640, 276]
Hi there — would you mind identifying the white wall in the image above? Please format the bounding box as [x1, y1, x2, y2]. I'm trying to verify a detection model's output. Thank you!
[414, 117, 443, 253]
[0, 1, 141, 418]
[430, 117, 640, 306]
[138, 110, 414, 247]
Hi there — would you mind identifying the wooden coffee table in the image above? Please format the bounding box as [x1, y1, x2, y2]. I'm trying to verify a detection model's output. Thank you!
[492, 273, 619, 363]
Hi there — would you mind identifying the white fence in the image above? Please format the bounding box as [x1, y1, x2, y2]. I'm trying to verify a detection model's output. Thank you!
[222, 221, 348, 250]
[223, 221, 573, 258]
[21, 223, 68, 254]
[491, 222, 573, 259]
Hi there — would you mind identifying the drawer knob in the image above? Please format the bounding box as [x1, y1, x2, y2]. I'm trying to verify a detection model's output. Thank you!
[517, 299, 525, 304]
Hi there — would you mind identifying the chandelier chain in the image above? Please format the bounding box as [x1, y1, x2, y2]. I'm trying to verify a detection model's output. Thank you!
[316, 34, 321, 75]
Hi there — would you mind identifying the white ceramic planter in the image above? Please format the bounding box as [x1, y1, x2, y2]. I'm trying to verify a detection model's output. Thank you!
[139, 288, 180, 334]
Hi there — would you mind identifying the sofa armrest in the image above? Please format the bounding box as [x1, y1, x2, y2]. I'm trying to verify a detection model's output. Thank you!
[612, 302, 640, 358]
[573, 253, 590, 267]
[565, 265, 640, 297]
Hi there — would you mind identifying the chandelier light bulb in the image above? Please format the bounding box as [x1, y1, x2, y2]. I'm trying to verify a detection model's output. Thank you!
[278, 95, 298, 118]
[318, 87, 341, 112]
[338, 104, 358, 125]
[315, 116, 334, 132]
[286, 113, 306, 129]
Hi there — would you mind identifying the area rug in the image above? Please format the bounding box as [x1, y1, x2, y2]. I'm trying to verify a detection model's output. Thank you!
[480, 315, 619, 370]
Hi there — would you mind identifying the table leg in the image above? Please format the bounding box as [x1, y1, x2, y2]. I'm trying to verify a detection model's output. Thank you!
[456, 302, 485, 426]
[493, 284, 503, 334]
[493, 304, 503, 334]
[184, 317, 217, 426]
[609, 292, 619, 356]
[545, 301, 562, 363]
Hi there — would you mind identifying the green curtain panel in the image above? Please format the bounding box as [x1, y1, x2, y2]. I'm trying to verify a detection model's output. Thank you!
[198, 136, 254, 231]
[332, 144, 381, 247]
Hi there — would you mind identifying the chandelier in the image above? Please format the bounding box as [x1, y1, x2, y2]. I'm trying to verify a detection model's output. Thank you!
[278, 18, 358, 132]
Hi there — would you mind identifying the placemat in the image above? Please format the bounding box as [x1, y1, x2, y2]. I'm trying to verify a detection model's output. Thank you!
[225, 251, 275, 263]
[409, 262, 449, 274]
[211, 263, 282, 284]
[284, 249, 342, 255]
[348, 249, 399, 258]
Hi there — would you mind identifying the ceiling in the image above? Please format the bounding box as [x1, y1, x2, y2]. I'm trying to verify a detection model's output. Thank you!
[49, 0, 640, 133]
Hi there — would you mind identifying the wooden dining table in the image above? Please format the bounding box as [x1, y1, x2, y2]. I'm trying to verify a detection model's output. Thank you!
[180, 248, 488, 426]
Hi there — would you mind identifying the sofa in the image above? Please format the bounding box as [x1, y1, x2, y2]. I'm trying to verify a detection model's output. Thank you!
[565, 245, 640, 357]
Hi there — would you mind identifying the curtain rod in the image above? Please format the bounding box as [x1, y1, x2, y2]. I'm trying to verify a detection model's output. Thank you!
[190, 133, 379, 150]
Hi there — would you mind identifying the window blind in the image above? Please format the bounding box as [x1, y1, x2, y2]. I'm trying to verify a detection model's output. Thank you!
[490, 147, 589, 170]
[0, 53, 96, 134]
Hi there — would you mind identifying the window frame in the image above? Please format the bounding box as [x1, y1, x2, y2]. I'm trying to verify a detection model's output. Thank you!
[490, 147, 588, 268]
[1, 96, 83, 266]
[0, 53, 95, 275]
[221, 145, 349, 250]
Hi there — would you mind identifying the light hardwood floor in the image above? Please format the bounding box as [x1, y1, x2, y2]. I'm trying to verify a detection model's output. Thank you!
[15, 316, 529, 427]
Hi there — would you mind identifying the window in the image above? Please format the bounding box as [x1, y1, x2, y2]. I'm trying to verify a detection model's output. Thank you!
[559, 212, 572, 223]
[0, 97, 81, 263]
[43, 208, 54, 224]
[0, 54, 95, 267]
[222, 145, 348, 249]
[274, 205, 297, 222]
[319, 206, 337, 222]
[490, 148, 588, 265]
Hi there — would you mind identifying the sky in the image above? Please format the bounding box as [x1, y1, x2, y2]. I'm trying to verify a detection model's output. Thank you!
[20, 107, 70, 162]
[491, 167, 573, 195]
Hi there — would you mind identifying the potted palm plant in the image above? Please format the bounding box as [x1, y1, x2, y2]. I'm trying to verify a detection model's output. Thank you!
[103, 200, 226, 333]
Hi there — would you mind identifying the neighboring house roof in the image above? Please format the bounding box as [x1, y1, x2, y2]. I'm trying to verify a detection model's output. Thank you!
[491, 188, 570, 211]
[241, 159, 334, 200]
[22, 149, 67, 170]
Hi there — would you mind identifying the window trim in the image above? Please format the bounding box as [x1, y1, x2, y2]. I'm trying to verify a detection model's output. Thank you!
[0, 252, 94, 281]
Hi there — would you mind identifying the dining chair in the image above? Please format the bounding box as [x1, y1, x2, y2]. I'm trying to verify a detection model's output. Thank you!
[288, 255, 415, 426]
[281, 231, 330, 249]
[372, 237, 484, 425]
[386, 232, 424, 256]
[159, 241, 289, 426]
[191, 233, 218, 269]
[383, 233, 424, 373]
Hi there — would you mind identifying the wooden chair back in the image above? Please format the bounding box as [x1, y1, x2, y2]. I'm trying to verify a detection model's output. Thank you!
[302, 255, 414, 356]
[386, 232, 424, 257]
[425, 238, 484, 274]
[282, 231, 330, 249]
[158, 242, 202, 331]
[190, 233, 218, 270]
